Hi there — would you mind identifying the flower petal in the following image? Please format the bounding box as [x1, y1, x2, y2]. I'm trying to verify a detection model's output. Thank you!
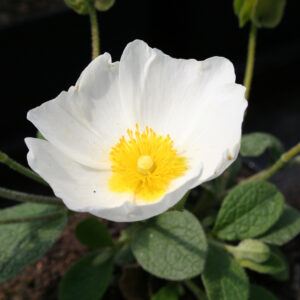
[25, 138, 202, 222]
[119, 40, 246, 184]
[119, 40, 236, 134]
[27, 53, 129, 169]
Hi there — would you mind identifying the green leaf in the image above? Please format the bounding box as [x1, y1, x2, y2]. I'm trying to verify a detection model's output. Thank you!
[240, 133, 283, 161]
[213, 181, 284, 240]
[151, 284, 179, 300]
[131, 210, 207, 280]
[59, 250, 114, 300]
[259, 205, 300, 246]
[249, 284, 277, 300]
[75, 218, 113, 250]
[202, 245, 249, 300]
[114, 243, 135, 266]
[252, 0, 286, 28]
[238, 246, 287, 275]
[0, 203, 67, 283]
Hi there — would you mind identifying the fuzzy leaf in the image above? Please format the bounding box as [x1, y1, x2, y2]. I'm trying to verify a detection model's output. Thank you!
[249, 284, 277, 300]
[59, 250, 114, 300]
[131, 210, 207, 280]
[202, 245, 249, 300]
[75, 218, 113, 250]
[240, 132, 283, 160]
[151, 284, 179, 300]
[259, 205, 300, 246]
[0, 203, 67, 283]
[213, 181, 284, 240]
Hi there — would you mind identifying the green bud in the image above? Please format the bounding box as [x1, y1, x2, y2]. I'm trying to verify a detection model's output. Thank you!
[252, 0, 286, 28]
[233, 0, 286, 28]
[227, 239, 270, 263]
[94, 0, 115, 12]
[64, 0, 89, 15]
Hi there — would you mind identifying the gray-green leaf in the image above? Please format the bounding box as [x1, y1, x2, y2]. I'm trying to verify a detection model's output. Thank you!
[75, 217, 113, 250]
[249, 284, 277, 300]
[0, 203, 67, 284]
[202, 245, 249, 300]
[213, 181, 284, 240]
[259, 205, 300, 246]
[151, 284, 179, 300]
[241, 132, 283, 161]
[59, 250, 114, 300]
[131, 210, 207, 280]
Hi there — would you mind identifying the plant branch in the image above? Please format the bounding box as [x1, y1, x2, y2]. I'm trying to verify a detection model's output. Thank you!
[184, 280, 207, 300]
[244, 141, 300, 183]
[243, 23, 257, 100]
[0, 210, 66, 225]
[0, 186, 64, 206]
[0, 151, 47, 185]
[88, 1, 100, 59]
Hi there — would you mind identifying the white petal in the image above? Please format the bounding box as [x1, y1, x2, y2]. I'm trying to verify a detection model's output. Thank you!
[119, 40, 246, 185]
[119, 40, 236, 135]
[25, 138, 202, 222]
[27, 53, 129, 169]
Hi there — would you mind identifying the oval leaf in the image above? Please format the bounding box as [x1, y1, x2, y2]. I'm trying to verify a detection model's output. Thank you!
[59, 250, 114, 300]
[259, 205, 300, 246]
[75, 218, 113, 250]
[240, 132, 283, 160]
[202, 245, 249, 300]
[213, 181, 284, 240]
[249, 284, 277, 300]
[131, 210, 207, 280]
[151, 284, 179, 300]
[0, 203, 67, 284]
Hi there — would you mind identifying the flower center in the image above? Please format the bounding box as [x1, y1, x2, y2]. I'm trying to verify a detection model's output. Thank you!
[137, 155, 155, 175]
[109, 125, 187, 202]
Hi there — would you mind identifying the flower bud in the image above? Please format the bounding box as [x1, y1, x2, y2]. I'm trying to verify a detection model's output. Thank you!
[94, 0, 115, 11]
[64, 0, 89, 15]
[228, 239, 270, 263]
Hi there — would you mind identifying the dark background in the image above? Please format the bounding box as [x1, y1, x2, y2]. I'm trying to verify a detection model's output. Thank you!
[0, 0, 299, 193]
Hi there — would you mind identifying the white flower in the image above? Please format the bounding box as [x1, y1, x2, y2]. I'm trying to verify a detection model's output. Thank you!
[25, 40, 247, 222]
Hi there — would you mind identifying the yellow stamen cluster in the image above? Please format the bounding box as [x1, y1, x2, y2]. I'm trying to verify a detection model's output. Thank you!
[109, 125, 187, 202]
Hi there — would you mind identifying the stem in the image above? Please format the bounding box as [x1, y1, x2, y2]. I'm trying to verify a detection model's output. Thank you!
[0, 210, 66, 225]
[244, 141, 300, 183]
[184, 280, 207, 300]
[243, 23, 257, 100]
[0, 151, 47, 186]
[0, 186, 64, 206]
[88, 1, 100, 59]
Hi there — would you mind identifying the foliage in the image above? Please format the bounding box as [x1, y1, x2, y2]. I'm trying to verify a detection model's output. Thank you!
[1, 1, 299, 299]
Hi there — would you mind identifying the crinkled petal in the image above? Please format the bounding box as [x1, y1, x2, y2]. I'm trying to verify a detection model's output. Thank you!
[119, 40, 236, 134]
[25, 138, 203, 222]
[27, 53, 129, 169]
